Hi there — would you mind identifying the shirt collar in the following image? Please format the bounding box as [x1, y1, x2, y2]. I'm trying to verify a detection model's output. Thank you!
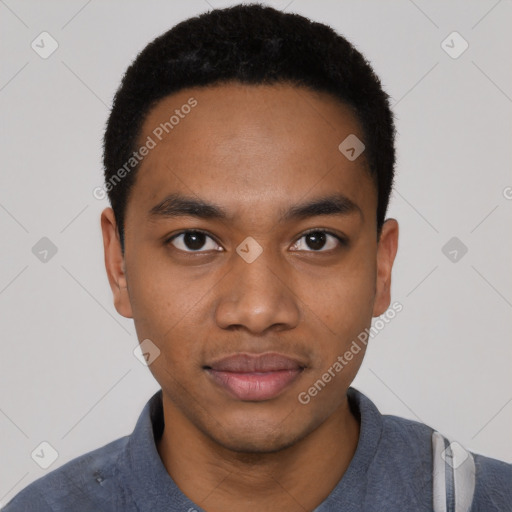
[118, 387, 383, 512]
[118, 389, 204, 511]
[313, 387, 384, 511]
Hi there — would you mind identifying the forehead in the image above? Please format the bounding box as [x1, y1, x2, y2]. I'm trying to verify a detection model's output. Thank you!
[129, 83, 376, 223]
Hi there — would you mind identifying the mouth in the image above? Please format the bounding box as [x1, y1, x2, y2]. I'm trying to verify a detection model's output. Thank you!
[204, 352, 306, 401]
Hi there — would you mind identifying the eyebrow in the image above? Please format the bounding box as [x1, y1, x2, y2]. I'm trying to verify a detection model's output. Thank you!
[148, 192, 362, 223]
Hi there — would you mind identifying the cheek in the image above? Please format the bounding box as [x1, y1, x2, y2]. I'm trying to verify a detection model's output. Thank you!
[297, 256, 376, 393]
[127, 265, 204, 388]
[297, 263, 376, 407]
[125, 251, 207, 350]
[310, 253, 376, 337]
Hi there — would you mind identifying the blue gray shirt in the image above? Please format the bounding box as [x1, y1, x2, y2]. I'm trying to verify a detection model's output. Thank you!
[3, 387, 511, 511]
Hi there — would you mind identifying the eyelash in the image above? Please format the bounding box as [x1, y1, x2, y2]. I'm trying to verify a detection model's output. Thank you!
[165, 228, 348, 253]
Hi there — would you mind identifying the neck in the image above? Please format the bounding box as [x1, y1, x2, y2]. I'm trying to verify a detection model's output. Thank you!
[156, 395, 360, 512]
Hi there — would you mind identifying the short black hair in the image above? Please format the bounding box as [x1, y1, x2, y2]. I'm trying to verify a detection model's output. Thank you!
[103, 3, 396, 252]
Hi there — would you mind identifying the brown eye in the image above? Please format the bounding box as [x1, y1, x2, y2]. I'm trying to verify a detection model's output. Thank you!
[290, 230, 346, 252]
[168, 231, 221, 252]
[304, 232, 327, 251]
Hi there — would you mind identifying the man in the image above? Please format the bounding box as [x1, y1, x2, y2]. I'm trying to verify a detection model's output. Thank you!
[4, 4, 511, 511]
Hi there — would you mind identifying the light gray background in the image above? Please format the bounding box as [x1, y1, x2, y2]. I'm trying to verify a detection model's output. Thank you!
[1, 0, 511, 505]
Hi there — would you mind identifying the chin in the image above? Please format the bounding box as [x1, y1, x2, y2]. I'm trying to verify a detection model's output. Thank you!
[215, 432, 298, 455]
[205, 415, 311, 455]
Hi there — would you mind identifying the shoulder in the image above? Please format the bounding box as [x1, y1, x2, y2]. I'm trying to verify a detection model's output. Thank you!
[371, 413, 436, 494]
[471, 451, 512, 510]
[379, 412, 435, 462]
[2, 436, 131, 512]
[381, 413, 512, 511]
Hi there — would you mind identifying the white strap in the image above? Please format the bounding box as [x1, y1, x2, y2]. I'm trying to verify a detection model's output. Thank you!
[432, 431, 476, 512]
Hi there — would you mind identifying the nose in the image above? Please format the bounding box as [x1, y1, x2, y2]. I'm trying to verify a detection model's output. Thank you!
[214, 248, 301, 335]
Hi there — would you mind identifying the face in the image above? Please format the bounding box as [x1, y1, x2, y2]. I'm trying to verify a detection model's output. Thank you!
[102, 83, 398, 453]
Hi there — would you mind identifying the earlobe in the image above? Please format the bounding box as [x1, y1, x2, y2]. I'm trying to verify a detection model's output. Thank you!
[372, 218, 399, 317]
[100, 207, 134, 319]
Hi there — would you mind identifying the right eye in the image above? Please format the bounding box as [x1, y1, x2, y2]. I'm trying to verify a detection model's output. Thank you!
[166, 230, 223, 253]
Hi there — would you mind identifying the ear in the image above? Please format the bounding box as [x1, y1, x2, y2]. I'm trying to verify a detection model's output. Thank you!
[372, 218, 399, 317]
[100, 207, 133, 319]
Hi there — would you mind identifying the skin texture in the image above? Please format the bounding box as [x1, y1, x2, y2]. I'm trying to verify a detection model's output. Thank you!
[101, 83, 399, 512]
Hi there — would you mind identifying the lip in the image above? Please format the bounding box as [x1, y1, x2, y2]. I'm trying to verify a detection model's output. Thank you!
[204, 352, 306, 401]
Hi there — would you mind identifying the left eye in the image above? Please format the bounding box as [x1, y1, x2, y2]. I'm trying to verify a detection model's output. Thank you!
[290, 230, 344, 252]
